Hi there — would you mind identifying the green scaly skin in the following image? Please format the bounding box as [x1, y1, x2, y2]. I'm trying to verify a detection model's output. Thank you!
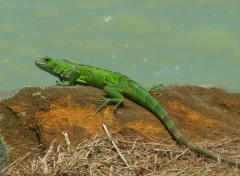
[35, 57, 239, 168]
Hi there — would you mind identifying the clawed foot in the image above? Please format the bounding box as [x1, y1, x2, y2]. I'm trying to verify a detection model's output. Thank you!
[56, 80, 72, 86]
[95, 98, 124, 114]
[148, 84, 164, 96]
[56, 80, 62, 85]
[95, 99, 112, 114]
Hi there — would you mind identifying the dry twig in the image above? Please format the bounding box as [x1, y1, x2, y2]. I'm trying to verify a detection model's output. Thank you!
[102, 124, 130, 167]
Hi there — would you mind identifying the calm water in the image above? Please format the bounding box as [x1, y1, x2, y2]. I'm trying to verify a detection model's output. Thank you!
[0, 0, 240, 91]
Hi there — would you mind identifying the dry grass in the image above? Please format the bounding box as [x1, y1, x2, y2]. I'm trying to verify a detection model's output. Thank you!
[1, 127, 239, 176]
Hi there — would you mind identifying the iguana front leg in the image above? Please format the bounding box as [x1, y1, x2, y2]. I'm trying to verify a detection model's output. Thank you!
[95, 84, 127, 114]
[57, 72, 84, 86]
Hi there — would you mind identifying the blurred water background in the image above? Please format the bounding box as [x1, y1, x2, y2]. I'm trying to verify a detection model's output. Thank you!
[0, 0, 240, 91]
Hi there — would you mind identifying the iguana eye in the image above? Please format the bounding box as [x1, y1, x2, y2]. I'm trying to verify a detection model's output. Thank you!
[44, 56, 51, 63]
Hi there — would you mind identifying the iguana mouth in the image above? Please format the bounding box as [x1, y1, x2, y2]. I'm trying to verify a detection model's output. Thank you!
[35, 59, 49, 70]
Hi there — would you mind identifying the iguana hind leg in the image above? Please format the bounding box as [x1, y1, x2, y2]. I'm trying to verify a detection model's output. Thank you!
[95, 84, 127, 114]
[148, 83, 164, 96]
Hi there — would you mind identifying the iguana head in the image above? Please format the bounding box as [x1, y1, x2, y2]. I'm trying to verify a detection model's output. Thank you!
[35, 57, 74, 79]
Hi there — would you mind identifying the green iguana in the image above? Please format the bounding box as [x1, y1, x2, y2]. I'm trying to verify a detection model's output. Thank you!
[35, 56, 239, 168]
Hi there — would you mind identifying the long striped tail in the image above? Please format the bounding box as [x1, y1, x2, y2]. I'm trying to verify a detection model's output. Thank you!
[128, 82, 239, 167]
[149, 98, 240, 167]
[138, 89, 240, 168]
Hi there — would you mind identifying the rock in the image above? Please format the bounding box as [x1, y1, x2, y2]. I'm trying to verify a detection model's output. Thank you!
[0, 85, 239, 167]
